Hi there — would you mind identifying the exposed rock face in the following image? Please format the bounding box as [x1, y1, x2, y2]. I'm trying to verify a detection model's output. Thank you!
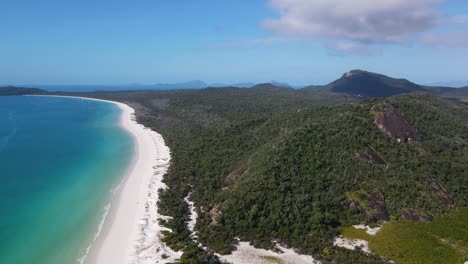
[373, 103, 415, 144]
[355, 148, 386, 165]
[426, 177, 454, 207]
[401, 208, 434, 222]
[347, 190, 390, 222]
[367, 191, 390, 221]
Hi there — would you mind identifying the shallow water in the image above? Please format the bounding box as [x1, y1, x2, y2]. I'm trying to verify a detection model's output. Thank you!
[0, 96, 133, 264]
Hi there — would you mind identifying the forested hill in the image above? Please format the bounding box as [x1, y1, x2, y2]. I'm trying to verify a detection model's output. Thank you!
[72, 87, 468, 263]
[0, 86, 46, 95]
[307, 70, 425, 97]
[5, 78, 468, 262]
[304, 69, 467, 98]
[209, 93, 467, 250]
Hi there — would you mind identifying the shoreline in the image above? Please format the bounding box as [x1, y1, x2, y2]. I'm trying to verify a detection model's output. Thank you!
[28, 95, 181, 264]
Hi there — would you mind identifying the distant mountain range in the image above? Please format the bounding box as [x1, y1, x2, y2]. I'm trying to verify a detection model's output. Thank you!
[429, 80, 468, 87]
[26, 81, 292, 92]
[150, 80, 209, 89]
[3, 70, 468, 98]
[139, 80, 291, 89]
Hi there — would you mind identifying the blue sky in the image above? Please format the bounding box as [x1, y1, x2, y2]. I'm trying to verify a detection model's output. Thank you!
[2, 0, 468, 85]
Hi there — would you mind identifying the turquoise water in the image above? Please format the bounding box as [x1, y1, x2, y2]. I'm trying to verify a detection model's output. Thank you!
[0, 96, 134, 264]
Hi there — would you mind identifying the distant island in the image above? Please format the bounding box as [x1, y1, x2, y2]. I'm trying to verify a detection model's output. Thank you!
[0, 86, 47, 96]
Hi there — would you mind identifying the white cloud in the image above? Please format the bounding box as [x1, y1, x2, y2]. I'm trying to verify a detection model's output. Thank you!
[204, 1, 468, 54]
[420, 33, 468, 47]
[262, 0, 443, 42]
[261, 0, 468, 56]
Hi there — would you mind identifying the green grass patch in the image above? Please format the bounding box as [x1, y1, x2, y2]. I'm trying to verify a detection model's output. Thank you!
[340, 226, 373, 241]
[341, 207, 468, 264]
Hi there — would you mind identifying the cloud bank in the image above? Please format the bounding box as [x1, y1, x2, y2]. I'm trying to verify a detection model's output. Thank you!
[261, 0, 467, 55]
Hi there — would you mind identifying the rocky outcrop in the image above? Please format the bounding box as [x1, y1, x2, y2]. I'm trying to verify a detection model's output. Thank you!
[427, 177, 454, 207]
[347, 190, 390, 222]
[355, 148, 386, 165]
[367, 192, 390, 221]
[401, 208, 434, 222]
[372, 103, 415, 144]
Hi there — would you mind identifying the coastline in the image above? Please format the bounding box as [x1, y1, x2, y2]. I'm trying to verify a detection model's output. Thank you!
[25, 95, 319, 264]
[29, 95, 181, 264]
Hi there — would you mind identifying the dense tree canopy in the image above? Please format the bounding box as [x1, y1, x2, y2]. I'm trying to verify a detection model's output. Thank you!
[74, 88, 467, 263]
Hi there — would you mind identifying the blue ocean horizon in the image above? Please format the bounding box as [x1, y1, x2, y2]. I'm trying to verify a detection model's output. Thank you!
[0, 96, 134, 264]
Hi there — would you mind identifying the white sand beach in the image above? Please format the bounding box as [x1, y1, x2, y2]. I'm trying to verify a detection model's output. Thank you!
[30, 96, 180, 264]
[85, 98, 181, 264]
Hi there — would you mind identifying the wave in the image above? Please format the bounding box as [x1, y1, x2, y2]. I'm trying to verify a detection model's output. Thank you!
[76, 203, 112, 264]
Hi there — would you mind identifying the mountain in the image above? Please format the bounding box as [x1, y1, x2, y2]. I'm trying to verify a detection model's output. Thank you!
[0, 86, 47, 95]
[150, 80, 208, 90]
[150, 81, 268, 89]
[251, 83, 293, 90]
[308, 69, 425, 97]
[26, 81, 290, 92]
[303, 69, 468, 99]
[209, 82, 288, 88]
[269, 80, 291, 87]
[208, 82, 256, 88]
[148, 81, 290, 89]
[232, 82, 256, 88]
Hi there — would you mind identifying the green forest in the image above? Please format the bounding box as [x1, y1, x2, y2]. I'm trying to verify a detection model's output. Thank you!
[68, 87, 467, 263]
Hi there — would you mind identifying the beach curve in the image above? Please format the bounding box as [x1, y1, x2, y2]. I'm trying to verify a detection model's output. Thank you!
[30, 95, 181, 264]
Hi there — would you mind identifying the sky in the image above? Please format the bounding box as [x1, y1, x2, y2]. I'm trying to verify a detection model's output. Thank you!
[1, 0, 468, 86]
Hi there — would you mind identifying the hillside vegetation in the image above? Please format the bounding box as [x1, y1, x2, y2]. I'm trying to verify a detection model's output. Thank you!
[308, 70, 425, 97]
[195, 93, 467, 262]
[75, 87, 468, 263]
[341, 207, 468, 264]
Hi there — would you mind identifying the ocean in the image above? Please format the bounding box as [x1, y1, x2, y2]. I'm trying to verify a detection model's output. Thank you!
[0, 96, 134, 264]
